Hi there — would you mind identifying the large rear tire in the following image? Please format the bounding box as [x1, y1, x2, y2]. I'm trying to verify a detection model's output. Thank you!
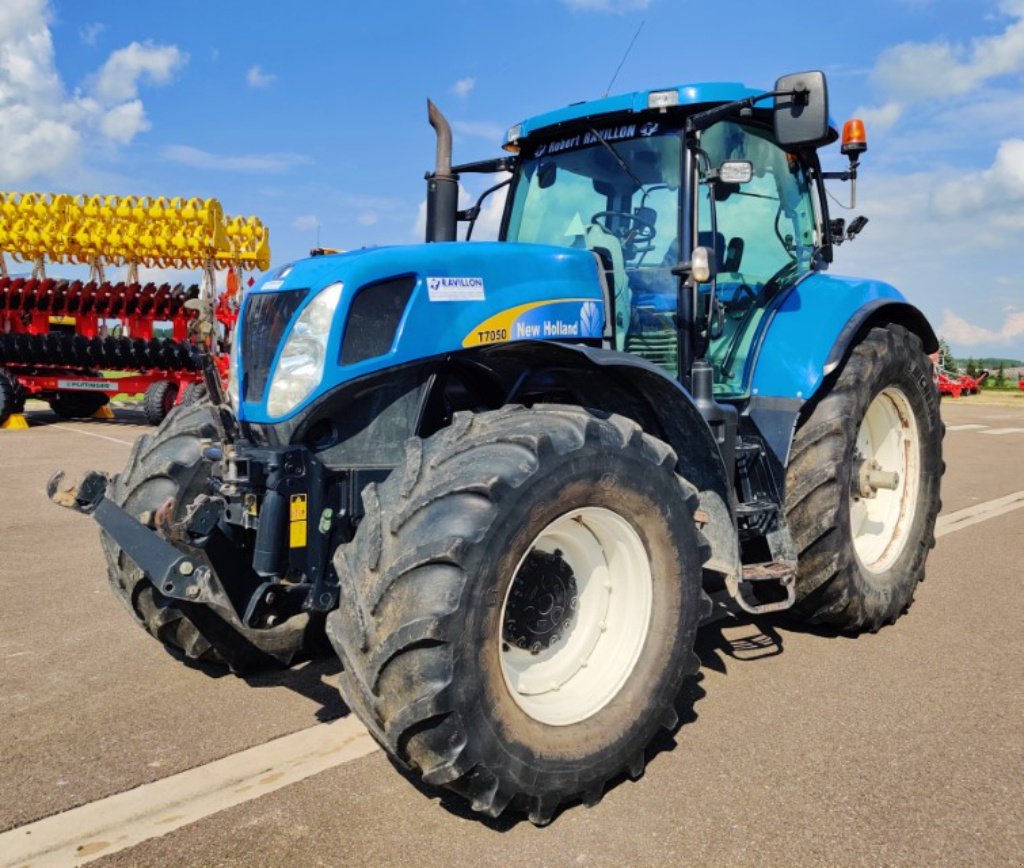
[328, 406, 709, 824]
[785, 324, 943, 631]
[102, 402, 315, 673]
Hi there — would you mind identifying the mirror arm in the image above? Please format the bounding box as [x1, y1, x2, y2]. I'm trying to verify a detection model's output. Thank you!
[461, 176, 513, 240]
[820, 156, 861, 207]
[685, 89, 789, 135]
[450, 156, 517, 175]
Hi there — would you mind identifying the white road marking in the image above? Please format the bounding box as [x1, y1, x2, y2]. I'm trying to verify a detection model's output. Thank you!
[3, 490, 1024, 864]
[935, 490, 1024, 537]
[0, 716, 377, 867]
[40, 423, 135, 446]
[978, 427, 1024, 436]
[945, 424, 989, 431]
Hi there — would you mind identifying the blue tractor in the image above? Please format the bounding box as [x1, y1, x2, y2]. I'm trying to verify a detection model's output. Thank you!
[51, 71, 942, 824]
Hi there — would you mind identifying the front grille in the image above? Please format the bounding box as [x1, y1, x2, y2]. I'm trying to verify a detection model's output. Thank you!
[241, 288, 309, 402]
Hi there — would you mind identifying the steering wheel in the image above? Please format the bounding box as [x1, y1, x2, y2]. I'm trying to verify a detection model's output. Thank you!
[589, 211, 656, 247]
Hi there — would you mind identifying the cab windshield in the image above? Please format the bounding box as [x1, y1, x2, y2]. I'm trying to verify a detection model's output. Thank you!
[505, 126, 682, 365]
[503, 120, 818, 397]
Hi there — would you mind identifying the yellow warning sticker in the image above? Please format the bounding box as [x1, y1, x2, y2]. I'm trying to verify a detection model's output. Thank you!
[289, 520, 307, 548]
[289, 494, 307, 521]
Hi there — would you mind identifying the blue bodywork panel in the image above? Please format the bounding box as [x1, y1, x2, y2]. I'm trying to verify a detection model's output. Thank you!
[750, 272, 908, 401]
[238, 242, 605, 423]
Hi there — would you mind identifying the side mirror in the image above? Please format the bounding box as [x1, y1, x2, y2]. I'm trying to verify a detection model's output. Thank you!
[773, 71, 831, 149]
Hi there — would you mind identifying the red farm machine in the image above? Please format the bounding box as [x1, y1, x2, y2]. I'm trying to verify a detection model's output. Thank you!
[934, 351, 986, 398]
[0, 192, 269, 428]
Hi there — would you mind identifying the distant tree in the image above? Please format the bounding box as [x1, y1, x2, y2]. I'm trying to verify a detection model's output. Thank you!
[937, 336, 954, 369]
[996, 362, 1006, 387]
[966, 357, 978, 377]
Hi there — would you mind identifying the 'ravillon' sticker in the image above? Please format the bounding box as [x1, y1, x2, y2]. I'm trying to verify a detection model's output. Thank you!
[427, 276, 485, 302]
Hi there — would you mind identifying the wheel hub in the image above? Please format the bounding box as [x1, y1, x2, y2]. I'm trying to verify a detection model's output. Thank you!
[503, 549, 578, 654]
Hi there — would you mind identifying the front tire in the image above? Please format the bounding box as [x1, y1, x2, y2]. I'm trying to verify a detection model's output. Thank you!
[102, 401, 316, 672]
[785, 324, 943, 631]
[328, 406, 709, 824]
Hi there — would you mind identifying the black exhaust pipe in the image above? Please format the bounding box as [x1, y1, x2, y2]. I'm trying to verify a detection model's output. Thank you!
[425, 99, 458, 242]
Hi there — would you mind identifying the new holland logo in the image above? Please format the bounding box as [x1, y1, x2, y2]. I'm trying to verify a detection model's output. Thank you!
[579, 301, 602, 337]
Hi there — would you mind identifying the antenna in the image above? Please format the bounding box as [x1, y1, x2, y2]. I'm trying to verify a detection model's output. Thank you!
[604, 20, 644, 97]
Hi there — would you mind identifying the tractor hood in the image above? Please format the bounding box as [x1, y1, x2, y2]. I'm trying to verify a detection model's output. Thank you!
[235, 241, 606, 424]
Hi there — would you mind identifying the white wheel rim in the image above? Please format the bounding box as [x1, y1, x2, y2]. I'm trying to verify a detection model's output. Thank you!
[850, 386, 920, 574]
[499, 506, 653, 726]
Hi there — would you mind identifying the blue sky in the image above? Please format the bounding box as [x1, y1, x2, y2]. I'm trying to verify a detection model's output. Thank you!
[3, 0, 1023, 359]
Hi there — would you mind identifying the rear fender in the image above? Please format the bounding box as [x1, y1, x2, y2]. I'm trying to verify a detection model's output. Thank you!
[750, 273, 937, 403]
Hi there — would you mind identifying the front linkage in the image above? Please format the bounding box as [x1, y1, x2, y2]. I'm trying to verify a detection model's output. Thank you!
[49, 431, 343, 634]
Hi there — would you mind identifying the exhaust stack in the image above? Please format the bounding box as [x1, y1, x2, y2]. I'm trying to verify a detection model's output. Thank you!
[425, 99, 458, 242]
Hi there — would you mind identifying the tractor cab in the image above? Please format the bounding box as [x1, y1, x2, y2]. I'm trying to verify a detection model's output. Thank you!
[498, 82, 833, 398]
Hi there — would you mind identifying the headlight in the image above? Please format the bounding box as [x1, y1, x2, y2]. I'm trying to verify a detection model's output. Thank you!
[266, 282, 342, 417]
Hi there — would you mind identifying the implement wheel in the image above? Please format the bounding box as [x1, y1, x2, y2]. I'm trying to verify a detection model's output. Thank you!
[49, 390, 109, 419]
[328, 405, 709, 824]
[102, 402, 315, 673]
[143, 380, 178, 425]
[0, 368, 23, 424]
[785, 324, 943, 631]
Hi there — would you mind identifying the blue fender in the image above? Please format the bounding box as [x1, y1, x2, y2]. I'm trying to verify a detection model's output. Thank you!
[750, 272, 937, 402]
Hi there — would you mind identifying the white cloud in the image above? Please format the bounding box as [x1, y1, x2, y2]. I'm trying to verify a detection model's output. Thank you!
[452, 120, 506, 140]
[358, 211, 378, 226]
[930, 138, 1024, 218]
[246, 65, 275, 88]
[560, 0, 650, 11]
[79, 22, 105, 46]
[162, 144, 311, 173]
[853, 100, 904, 130]
[939, 309, 1024, 346]
[92, 41, 186, 104]
[450, 76, 475, 98]
[99, 99, 149, 143]
[292, 214, 319, 231]
[0, 1, 172, 182]
[871, 5, 1024, 103]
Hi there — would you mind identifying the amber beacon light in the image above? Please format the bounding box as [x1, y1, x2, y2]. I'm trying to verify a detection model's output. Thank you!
[841, 118, 867, 156]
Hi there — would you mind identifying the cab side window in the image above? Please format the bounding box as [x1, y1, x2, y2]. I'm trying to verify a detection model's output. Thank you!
[698, 122, 818, 395]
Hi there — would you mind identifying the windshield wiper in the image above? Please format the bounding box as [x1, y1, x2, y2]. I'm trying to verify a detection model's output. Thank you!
[587, 127, 646, 192]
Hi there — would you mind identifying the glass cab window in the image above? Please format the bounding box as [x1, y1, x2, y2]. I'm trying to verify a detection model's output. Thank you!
[505, 127, 683, 370]
[697, 122, 818, 396]
[503, 120, 819, 391]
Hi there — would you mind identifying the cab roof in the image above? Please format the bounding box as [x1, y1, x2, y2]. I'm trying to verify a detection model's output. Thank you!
[515, 81, 839, 143]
